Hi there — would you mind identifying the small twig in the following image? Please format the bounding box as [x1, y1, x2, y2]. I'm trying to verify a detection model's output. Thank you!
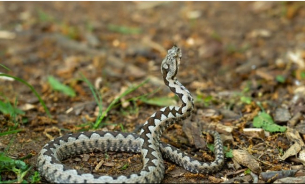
[288, 111, 303, 127]
[225, 168, 247, 176]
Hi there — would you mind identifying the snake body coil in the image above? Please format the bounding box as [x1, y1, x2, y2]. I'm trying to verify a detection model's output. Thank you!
[37, 46, 224, 183]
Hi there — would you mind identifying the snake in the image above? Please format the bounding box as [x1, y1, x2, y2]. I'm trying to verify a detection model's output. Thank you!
[37, 46, 224, 183]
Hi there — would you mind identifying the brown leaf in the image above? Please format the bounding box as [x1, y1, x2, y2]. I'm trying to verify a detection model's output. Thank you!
[280, 128, 304, 160]
[232, 149, 261, 174]
[182, 121, 206, 149]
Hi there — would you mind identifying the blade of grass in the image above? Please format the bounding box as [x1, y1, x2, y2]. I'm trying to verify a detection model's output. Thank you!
[0, 100, 24, 116]
[0, 64, 11, 71]
[29, 171, 41, 183]
[0, 130, 22, 137]
[12, 97, 25, 127]
[0, 153, 32, 183]
[0, 74, 51, 117]
[110, 86, 161, 111]
[80, 73, 103, 125]
[107, 24, 142, 34]
[93, 78, 149, 129]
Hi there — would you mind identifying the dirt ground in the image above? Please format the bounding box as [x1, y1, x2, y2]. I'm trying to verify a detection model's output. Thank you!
[1, 2, 305, 183]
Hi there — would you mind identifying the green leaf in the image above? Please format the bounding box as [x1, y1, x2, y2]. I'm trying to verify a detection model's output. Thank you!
[120, 163, 129, 170]
[211, 31, 221, 41]
[119, 123, 126, 132]
[225, 148, 233, 158]
[37, 9, 53, 22]
[203, 95, 213, 106]
[141, 97, 176, 107]
[48, 76, 76, 97]
[301, 71, 305, 79]
[240, 96, 252, 104]
[195, 95, 213, 106]
[207, 144, 233, 158]
[244, 168, 251, 175]
[93, 78, 149, 129]
[107, 24, 142, 34]
[29, 171, 41, 183]
[276, 75, 285, 83]
[0, 130, 22, 137]
[207, 143, 214, 152]
[253, 112, 286, 133]
[0, 101, 24, 116]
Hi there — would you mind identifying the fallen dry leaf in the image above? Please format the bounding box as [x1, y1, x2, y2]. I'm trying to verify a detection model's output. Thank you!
[232, 149, 261, 174]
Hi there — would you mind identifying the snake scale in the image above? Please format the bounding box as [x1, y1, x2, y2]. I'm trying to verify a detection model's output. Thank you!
[37, 46, 224, 183]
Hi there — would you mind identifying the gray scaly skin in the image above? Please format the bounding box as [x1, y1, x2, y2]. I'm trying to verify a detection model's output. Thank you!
[37, 46, 224, 183]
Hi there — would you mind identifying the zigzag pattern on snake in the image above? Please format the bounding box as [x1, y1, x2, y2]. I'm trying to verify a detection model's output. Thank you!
[37, 46, 225, 183]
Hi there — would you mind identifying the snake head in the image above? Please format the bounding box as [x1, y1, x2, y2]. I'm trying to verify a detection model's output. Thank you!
[161, 45, 182, 79]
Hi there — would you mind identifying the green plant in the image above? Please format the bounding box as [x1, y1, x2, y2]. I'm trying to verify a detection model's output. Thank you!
[253, 111, 286, 133]
[0, 65, 44, 182]
[207, 144, 233, 158]
[86, 21, 94, 32]
[0, 73, 51, 117]
[240, 96, 252, 104]
[224, 147, 233, 158]
[60, 23, 80, 40]
[120, 163, 129, 170]
[29, 171, 41, 183]
[93, 79, 149, 129]
[195, 94, 214, 107]
[278, 147, 284, 156]
[0, 97, 25, 137]
[301, 71, 305, 79]
[0, 152, 41, 183]
[80, 74, 183, 130]
[119, 102, 139, 116]
[37, 8, 53, 22]
[239, 84, 253, 105]
[104, 153, 109, 160]
[80, 73, 103, 127]
[107, 24, 142, 35]
[244, 168, 251, 175]
[211, 31, 221, 41]
[0, 130, 22, 137]
[48, 76, 76, 97]
[0, 100, 24, 117]
[276, 75, 286, 83]
[119, 123, 126, 132]
[225, 43, 251, 54]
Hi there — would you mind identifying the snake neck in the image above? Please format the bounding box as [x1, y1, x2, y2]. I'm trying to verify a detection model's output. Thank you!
[139, 75, 194, 178]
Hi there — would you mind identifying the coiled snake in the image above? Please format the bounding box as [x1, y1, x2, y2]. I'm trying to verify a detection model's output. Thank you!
[37, 46, 224, 183]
